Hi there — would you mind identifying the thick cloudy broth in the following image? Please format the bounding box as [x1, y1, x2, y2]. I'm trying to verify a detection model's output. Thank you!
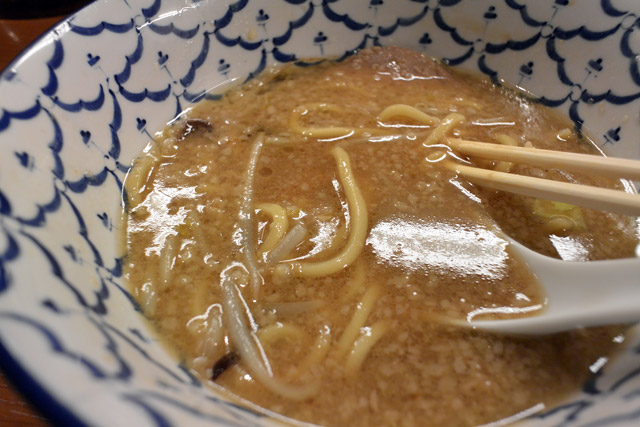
[123, 47, 637, 426]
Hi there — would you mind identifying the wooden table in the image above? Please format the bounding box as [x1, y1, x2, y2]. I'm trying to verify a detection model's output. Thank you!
[0, 13, 71, 427]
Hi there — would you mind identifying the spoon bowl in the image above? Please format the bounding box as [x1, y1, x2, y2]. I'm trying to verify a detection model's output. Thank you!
[466, 239, 640, 335]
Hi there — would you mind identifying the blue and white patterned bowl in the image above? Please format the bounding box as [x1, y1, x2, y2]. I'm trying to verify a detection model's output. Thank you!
[2, 0, 640, 425]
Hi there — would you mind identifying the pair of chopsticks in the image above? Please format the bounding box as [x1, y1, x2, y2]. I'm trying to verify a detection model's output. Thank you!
[444, 137, 640, 216]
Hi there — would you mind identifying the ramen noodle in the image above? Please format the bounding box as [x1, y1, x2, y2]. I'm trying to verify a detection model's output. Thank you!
[123, 47, 638, 426]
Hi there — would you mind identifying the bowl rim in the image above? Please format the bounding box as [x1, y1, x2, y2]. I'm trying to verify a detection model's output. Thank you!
[0, 13, 70, 76]
[0, 8, 93, 426]
[0, 339, 86, 426]
[2, 0, 640, 425]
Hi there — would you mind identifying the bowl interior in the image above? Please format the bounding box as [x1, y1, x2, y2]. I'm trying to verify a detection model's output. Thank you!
[1, 0, 640, 425]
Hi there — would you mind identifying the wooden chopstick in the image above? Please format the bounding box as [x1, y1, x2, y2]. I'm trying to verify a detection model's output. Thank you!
[444, 161, 640, 216]
[447, 137, 640, 180]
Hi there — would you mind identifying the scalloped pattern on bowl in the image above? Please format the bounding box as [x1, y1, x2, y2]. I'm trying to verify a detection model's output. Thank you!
[2, 0, 640, 425]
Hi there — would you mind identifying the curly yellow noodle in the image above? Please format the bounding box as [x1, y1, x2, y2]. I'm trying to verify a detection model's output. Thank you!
[424, 112, 465, 146]
[125, 154, 157, 209]
[286, 146, 368, 278]
[158, 233, 177, 289]
[257, 323, 331, 381]
[334, 284, 382, 360]
[493, 133, 518, 173]
[378, 104, 440, 126]
[344, 320, 392, 379]
[256, 203, 289, 256]
[287, 327, 332, 380]
[289, 103, 383, 139]
[494, 133, 518, 147]
[257, 322, 308, 346]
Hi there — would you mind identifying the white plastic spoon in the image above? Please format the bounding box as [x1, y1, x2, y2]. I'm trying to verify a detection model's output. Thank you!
[465, 238, 640, 335]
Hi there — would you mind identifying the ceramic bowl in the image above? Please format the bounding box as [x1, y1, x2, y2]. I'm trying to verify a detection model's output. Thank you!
[1, 0, 640, 425]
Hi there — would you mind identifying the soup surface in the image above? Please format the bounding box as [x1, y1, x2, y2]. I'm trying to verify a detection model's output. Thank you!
[123, 47, 638, 426]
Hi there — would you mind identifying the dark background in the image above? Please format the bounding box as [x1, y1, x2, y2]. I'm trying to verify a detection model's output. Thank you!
[0, 0, 93, 19]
